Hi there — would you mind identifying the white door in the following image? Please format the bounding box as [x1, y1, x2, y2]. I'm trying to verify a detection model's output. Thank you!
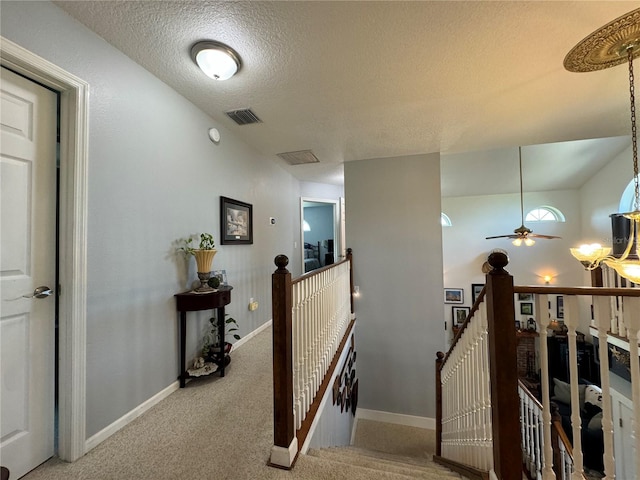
[1, 67, 57, 478]
[617, 401, 636, 480]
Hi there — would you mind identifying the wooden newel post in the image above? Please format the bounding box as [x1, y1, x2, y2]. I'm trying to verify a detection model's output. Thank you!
[484, 251, 522, 480]
[270, 254, 298, 468]
[435, 351, 445, 457]
[347, 248, 354, 314]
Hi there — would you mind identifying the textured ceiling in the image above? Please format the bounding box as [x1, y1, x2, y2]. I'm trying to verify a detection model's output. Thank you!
[54, 1, 638, 193]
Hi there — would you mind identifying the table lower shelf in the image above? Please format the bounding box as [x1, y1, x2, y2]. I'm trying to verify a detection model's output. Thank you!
[183, 355, 231, 382]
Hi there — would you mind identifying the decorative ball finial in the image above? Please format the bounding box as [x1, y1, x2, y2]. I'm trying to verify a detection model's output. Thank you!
[274, 254, 289, 272]
[488, 250, 509, 273]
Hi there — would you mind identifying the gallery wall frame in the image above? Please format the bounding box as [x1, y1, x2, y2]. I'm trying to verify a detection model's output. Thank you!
[557, 295, 564, 319]
[444, 288, 464, 304]
[520, 302, 533, 315]
[471, 283, 484, 304]
[220, 196, 253, 245]
[453, 306, 470, 324]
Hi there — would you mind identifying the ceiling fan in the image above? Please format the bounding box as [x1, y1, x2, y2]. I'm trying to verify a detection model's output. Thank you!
[485, 147, 561, 246]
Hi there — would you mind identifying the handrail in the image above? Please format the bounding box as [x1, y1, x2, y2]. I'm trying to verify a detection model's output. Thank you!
[514, 284, 640, 296]
[442, 288, 486, 366]
[292, 257, 349, 284]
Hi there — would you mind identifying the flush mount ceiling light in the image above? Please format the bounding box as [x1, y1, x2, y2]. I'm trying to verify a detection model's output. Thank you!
[566, 7, 640, 282]
[191, 40, 241, 81]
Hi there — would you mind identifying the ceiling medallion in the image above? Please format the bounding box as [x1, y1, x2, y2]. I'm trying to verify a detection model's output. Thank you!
[564, 8, 640, 72]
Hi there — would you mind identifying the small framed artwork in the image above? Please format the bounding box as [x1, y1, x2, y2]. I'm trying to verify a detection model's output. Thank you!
[518, 293, 533, 301]
[444, 288, 464, 304]
[220, 196, 253, 245]
[520, 302, 533, 315]
[557, 296, 564, 319]
[471, 283, 484, 304]
[515, 320, 521, 330]
[452, 306, 470, 324]
[212, 270, 227, 286]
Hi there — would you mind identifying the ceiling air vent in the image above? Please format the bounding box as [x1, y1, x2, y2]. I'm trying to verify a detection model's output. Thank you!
[225, 108, 262, 125]
[277, 150, 320, 166]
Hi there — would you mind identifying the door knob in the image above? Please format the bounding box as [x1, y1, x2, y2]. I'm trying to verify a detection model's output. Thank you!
[23, 286, 54, 299]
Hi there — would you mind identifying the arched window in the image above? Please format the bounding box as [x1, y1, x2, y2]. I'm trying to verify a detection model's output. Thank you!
[441, 212, 452, 227]
[619, 178, 637, 212]
[525, 206, 565, 223]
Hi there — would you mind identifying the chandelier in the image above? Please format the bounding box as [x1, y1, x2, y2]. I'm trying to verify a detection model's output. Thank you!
[566, 8, 640, 283]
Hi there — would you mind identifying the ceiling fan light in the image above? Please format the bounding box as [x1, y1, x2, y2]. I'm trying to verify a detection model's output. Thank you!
[512, 238, 523, 247]
[524, 237, 535, 247]
[191, 41, 241, 81]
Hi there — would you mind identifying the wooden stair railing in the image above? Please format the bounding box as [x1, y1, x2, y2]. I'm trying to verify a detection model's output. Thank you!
[435, 251, 522, 480]
[270, 249, 355, 469]
[518, 380, 579, 480]
[435, 252, 640, 479]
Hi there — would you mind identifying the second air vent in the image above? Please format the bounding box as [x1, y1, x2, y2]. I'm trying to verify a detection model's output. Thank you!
[276, 150, 320, 165]
[225, 108, 262, 125]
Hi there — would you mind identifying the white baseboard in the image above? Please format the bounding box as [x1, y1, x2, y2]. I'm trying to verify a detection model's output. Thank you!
[85, 380, 180, 452]
[355, 408, 435, 430]
[232, 319, 272, 350]
[84, 321, 272, 453]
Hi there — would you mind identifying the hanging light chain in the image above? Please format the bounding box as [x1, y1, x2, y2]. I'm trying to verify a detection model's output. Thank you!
[628, 47, 639, 211]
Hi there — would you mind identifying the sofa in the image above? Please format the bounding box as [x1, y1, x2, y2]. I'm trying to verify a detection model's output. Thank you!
[550, 378, 604, 472]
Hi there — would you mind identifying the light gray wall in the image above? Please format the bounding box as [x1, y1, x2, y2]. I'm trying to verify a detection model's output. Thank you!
[1, 1, 301, 438]
[345, 153, 443, 418]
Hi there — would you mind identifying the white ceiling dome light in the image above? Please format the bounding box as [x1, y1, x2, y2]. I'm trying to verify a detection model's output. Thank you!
[191, 40, 241, 81]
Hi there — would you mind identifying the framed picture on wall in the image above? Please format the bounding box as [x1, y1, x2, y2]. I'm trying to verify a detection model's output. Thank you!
[471, 283, 484, 304]
[520, 302, 533, 315]
[518, 293, 533, 301]
[444, 288, 464, 304]
[557, 296, 564, 319]
[452, 306, 470, 325]
[220, 196, 253, 245]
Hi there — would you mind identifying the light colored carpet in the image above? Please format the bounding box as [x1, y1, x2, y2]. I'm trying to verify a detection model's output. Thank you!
[21, 327, 455, 480]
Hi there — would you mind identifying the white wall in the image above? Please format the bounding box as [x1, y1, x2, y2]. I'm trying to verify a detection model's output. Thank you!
[300, 181, 344, 199]
[308, 329, 357, 450]
[442, 189, 588, 335]
[345, 153, 443, 419]
[1, 1, 301, 438]
[579, 144, 632, 244]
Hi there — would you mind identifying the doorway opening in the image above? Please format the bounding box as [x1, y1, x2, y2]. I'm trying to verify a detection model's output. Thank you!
[301, 198, 342, 273]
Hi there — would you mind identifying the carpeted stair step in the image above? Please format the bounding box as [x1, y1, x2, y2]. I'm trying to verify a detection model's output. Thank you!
[306, 446, 462, 479]
[296, 453, 448, 480]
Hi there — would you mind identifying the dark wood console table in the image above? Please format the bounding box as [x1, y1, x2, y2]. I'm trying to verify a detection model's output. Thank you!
[175, 286, 232, 387]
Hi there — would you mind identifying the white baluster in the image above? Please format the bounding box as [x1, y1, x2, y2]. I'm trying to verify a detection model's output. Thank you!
[534, 294, 556, 480]
[622, 296, 640, 480]
[479, 302, 494, 472]
[563, 295, 584, 480]
[593, 295, 616, 479]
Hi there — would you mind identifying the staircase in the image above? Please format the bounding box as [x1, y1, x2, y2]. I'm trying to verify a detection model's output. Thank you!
[304, 446, 463, 479]
[293, 419, 464, 479]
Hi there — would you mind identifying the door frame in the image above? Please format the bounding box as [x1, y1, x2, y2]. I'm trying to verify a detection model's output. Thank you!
[300, 197, 343, 271]
[1, 37, 88, 462]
